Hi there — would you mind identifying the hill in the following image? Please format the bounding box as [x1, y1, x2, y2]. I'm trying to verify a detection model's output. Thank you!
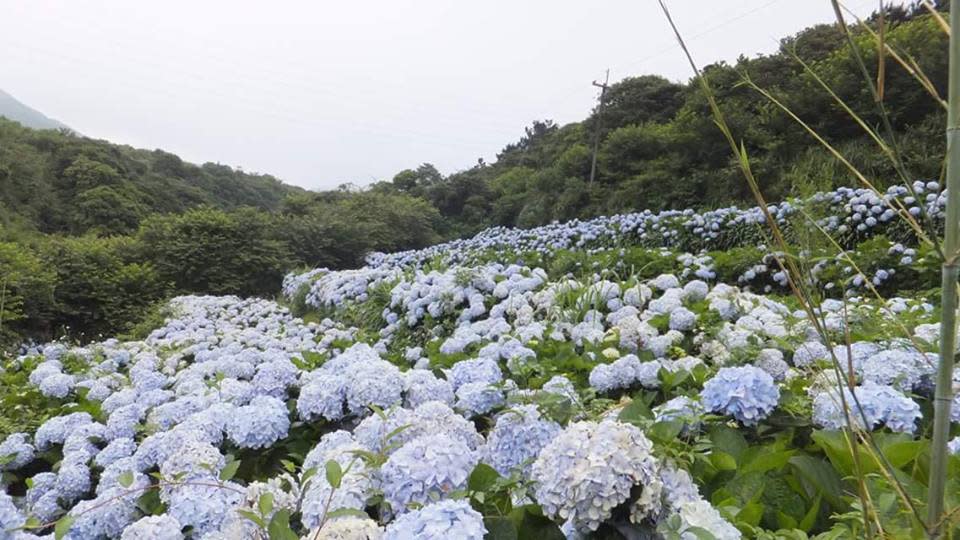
[0, 88, 70, 131]
[371, 3, 947, 237]
[0, 117, 304, 236]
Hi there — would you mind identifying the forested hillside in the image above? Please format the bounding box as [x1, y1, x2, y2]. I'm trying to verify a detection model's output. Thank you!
[0, 2, 948, 350]
[374, 2, 946, 237]
[0, 118, 301, 236]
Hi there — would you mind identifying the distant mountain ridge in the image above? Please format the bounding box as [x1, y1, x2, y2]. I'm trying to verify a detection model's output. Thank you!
[0, 89, 71, 131]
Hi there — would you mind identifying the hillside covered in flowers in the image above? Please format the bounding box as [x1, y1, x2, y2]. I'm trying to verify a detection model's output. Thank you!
[0, 181, 956, 539]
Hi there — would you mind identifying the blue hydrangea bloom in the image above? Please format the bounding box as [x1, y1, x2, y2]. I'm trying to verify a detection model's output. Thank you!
[35, 412, 93, 450]
[297, 372, 347, 421]
[380, 434, 478, 513]
[454, 382, 505, 417]
[224, 395, 290, 449]
[483, 405, 561, 477]
[383, 499, 487, 540]
[444, 357, 502, 390]
[403, 369, 455, 408]
[39, 372, 75, 399]
[94, 437, 137, 468]
[813, 381, 921, 434]
[531, 420, 660, 532]
[165, 482, 244, 537]
[700, 366, 779, 426]
[0, 432, 35, 471]
[654, 396, 705, 433]
[0, 491, 25, 537]
[120, 514, 183, 540]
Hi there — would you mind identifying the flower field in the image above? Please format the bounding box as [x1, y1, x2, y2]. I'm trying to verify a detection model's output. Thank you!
[1, 183, 957, 539]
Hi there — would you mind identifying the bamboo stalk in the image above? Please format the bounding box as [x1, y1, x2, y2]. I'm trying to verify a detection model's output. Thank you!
[928, 0, 960, 536]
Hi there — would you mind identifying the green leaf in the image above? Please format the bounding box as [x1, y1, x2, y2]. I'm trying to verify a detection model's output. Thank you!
[220, 459, 241, 481]
[258, 492, 274, 517]
[710, 451, 737, 471]
[741, 449, 795, 475]
[280, 459, 297, 474]
[55, 516, 75, 540]
[237, 508, 266, 529]
[618, 397, 653, 425]
[709, 425, 747, 463]
[325, 460, 343, 489]
[777, 510, 799, 530]
[267, 509, 298, 540]
[484, 517, 519, 540]
[136, 489, 165, 515]
[788, 455, 844, 510]
[648, 420, 684, 443]
[509, 505, 566, 540]
[683, 526, 719, 540]
[467, 463, 501, 492]
[117, 469, 134, 488]
[324, 508, 370, 520]
[799, 494, 822, 532]
[735, 502, 764, 527]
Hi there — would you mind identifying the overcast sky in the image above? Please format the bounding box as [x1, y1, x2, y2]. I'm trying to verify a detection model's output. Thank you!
[0, 0, 891, 190]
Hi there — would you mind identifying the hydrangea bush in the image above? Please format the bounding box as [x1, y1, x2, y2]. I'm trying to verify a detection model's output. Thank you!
[0, 183, 951, 539]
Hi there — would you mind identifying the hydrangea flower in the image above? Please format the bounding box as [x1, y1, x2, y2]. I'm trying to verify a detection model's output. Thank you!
[380, 434, 478, 513]
[483, 405, 561, 477]
[654, 396, 704, 433]
[305, 516, 384, 540]
[701, 366, 779, 426]
[0, 491, 25, 537]
[403, 369, 455, 408]
[455, 382, 505, 417]
[812, 381, 921, 434]
[121, 514, 184, 540]
[224, 395, 290, 449]
[297, 371, 347, 421]
[531, 420, 660, 532]
[300, 439, 373, 530]
[674, 499, 742, 540]
[0, 432, 35, 470]
[39, 372, 75, 398]
[444, 357, 502, 390]
[383, 499, 486, 540]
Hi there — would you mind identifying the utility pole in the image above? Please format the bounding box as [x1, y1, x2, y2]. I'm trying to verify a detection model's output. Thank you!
[588, 69, 610, 185]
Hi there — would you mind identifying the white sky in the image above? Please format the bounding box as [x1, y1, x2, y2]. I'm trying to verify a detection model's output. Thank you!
[0, 0, 890, 190]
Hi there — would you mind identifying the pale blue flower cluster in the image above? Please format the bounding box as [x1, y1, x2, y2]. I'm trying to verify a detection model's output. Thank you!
[531, 420, 660, 532]
[383, 499, 486, 540]
[380, 434, 478, 512]
[700, 366, 780, 426]
[812, 381, 921, 434]
[483, 405, 561, 477]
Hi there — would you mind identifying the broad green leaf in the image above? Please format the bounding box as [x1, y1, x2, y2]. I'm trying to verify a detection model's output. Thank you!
[258, 492, 274, 517]
[618, 397, 653, 425]
[117, 470, 134, 488]
[55, 516, 75, 540]
[267, 509, 298, 540]
[710, 451, 737, 471]
[509, 505, 565, 540]
[467, 463, 501, 492]
[483, 517, 519, 540]
[788, 455, 844, 510]
[799, 494, 822, 532]
[220, 459, 241, 481]
[237, 508, 266, 529]
[649, 420, 684, 443]
[741, 449, 796, 475]
[324, 508, 370, 520]
[709, 425, 747, 463]
[325, 460, 343, 489]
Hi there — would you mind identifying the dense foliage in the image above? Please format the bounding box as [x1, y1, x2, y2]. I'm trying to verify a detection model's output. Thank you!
[0, 2, 948, 355]
[0, 179, 953, 538]
[372, 3, 947, 236]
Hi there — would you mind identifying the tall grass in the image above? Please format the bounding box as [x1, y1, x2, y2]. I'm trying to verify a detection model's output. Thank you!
[658, 0, 956, 536]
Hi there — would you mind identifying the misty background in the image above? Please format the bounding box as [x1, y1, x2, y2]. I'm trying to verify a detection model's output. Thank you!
[1, 0, 887, 190]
